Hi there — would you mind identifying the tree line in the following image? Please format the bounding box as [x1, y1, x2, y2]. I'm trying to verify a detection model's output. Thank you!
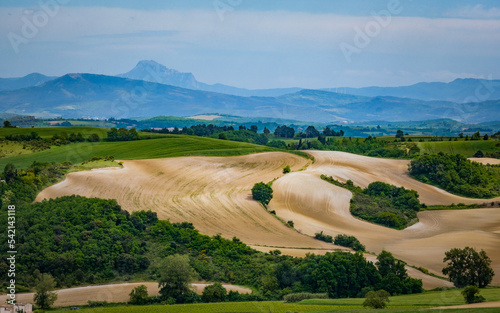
[410, 153, 500, 198]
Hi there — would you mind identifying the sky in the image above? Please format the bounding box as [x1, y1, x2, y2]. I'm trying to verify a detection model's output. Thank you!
[1, 0, 499, 89]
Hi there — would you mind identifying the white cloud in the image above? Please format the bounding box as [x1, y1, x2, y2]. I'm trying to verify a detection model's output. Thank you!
[445, 4, 500, 19]
[0, 6, 499, 87]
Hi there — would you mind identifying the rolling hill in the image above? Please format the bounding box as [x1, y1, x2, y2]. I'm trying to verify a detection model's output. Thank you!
[0, 72, 56, 91]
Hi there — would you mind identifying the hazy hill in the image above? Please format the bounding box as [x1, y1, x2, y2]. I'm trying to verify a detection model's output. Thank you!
[0, 73, 56, 91]
[330, 78, 500, 102]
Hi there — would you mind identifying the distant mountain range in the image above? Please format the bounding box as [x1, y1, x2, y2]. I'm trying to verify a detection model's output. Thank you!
[118, 60, 301, 97]
[0, 60, 499, 122]
[0, 72, 498, 123]
[327, 78, 500, 103]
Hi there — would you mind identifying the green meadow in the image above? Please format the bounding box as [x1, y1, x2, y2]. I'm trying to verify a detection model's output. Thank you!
[416, 140, 499, 157]
[0, 134, 274, 169]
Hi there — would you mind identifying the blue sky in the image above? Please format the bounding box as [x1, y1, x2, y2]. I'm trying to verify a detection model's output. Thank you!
[1, 0, 499, 88]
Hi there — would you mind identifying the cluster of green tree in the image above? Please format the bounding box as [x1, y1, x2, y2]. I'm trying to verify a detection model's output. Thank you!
[144, 124, 269, 145]
[313, 232, 365, 252]
[321, 176, 422, 229]
[409, 153, 500, 198]
[147, 124, 238, 136]
[463, 131, 490, 141]
[213, 129, 268, 145]
[0, 194, 422, 303]
[50, 131, 100, 145]
[251, 182, 273, 206]
[269, 136, 419, 159]
[145, 123, 265, 136]
[0, 162, 71, 207]
[2, 130, 101, 152]
[5, 131, 41, 141]
[107, 127, 140, 141]
[313, 231, 333, 243]
[273, 125, 295, 138]
[333, 234, 365, 252]
[3, 131, 50, 152]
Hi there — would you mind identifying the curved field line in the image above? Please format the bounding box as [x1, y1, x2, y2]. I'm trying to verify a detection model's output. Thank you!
[36, 151, 500, 288]
[36, 152, 333, 249]
[268, 151, 500, 284]
[0, 282, 251, 307]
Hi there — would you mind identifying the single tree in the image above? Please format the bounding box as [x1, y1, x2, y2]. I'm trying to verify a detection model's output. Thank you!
[129, 285, 149, 305]
[462, 285, 485, 304]
[442, 247, 494, 288]
[250, 125, 258, 133]
[3, 120, 13, 128]
[263, 127, 270, 135]
[376, 250, 407, 279]
[395, 130, 404, 138]
[33, 273, 58, 309]
[202, 282, 227, 303]
[3, 163, 17, 184]
[158, 254, 198, 302]
[474, 150, 484, 158]
[87, 133, 100, 142]
[363, 290, 390, 309]
[218, 133, 228, 140]
[251, 182, 273, 205]
[283, 165, 291, 174]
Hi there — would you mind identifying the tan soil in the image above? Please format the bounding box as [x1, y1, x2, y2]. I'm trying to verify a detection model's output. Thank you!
[470, 158, 500, 165]
[36, 151, 500, 289]
[0, 282, 250, 307]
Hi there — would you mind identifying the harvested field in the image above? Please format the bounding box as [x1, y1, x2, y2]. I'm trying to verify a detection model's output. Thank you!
[37, 150, 500, 287]
[36, 152, 331, 249]
[269, 151, 500, 284]
[0, 282, 250, 307]
[470, 157, 500, 165]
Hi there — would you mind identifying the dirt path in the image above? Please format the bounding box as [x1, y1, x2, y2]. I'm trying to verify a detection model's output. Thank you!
[37, 151, 500, 288]
[0, 282, 250, 307]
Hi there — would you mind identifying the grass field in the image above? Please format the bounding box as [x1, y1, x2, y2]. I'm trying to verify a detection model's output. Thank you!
[0, 126, 171, 139]
[46, 288, 500, 313]
[301, 287, 500, 307]
[416, 140, 499, 157]
[0, 140, 33, 158]
[47, 301, 394, 313]
[0, 126, 111, 139]
[0, 135, 275, 168]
